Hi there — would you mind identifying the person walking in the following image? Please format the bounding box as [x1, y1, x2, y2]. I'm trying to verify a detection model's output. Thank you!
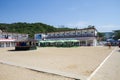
[108, 42, 111, 49]
[119, 42, 120, 48]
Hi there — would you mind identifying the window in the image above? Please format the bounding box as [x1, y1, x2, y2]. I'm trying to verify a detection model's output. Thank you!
[91, 32, 93, 33]
[0, 43, 4, 47]
[77, 32, 80, 34]
[73, 33, 75, 34]
[6, 42, 10, 47]
[66, 33, 69, 35]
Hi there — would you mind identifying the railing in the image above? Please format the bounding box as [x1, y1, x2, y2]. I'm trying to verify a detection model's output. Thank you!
[46, 35, 96, 39]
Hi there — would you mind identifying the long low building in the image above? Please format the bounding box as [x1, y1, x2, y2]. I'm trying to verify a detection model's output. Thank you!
[35, 27, 98, 46]
[0, 30, 28, 47]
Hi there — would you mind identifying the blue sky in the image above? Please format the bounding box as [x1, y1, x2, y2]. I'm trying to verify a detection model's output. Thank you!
[0, 0, 120, 32]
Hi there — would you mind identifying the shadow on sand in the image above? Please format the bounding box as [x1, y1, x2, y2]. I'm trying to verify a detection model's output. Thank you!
[118, 50, 120, 52]
[8, 49, 30, 52]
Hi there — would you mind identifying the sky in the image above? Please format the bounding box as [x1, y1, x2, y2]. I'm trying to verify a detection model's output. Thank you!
[0, 0, 120, 32]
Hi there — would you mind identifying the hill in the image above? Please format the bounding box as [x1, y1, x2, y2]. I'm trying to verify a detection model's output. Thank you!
[0, 22, 74, 38]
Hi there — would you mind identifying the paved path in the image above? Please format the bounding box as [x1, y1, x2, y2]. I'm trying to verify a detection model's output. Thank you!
[89, 47, 120, 80]
[0, 63, 74, 80]
[0, 60, 83, 80]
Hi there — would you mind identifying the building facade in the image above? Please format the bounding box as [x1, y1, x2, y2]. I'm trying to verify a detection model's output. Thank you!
[35, 27, 98, 46]
[0, 30, 28, 47]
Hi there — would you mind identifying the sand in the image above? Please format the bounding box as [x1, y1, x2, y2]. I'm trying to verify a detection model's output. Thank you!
[0, 46, 114, 80]
[0, 63, 74, 80]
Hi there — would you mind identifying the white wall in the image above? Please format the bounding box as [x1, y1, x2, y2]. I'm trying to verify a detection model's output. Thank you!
[87, 29, 95, 36]
[76, 30, 82, 36]
[47, 33, 55, 37]
[69, 31, 76, 36]
[59, 32, 64, 36]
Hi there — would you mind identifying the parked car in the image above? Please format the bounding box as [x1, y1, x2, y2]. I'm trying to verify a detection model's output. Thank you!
[118, 39, 120, 48]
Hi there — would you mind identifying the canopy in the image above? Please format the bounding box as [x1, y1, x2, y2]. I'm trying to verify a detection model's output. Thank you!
[39, 40, 55, 43]
[39, 40, 79, 43]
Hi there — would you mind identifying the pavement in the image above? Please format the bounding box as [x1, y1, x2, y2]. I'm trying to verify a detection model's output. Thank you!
[0, 63, 74, 80]
[88, 47, 120, 80]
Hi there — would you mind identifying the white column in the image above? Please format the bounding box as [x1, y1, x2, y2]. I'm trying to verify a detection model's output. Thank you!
[10, 42, 12, 47]
[79, 40, 80, 46]
[38, 42, 40, 46]
[93, 39, 97, 46]
[4, 42, 6, 47]
[86, 40, 88, 46]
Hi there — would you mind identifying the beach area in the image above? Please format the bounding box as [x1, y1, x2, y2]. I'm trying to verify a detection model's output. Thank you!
[0, 47, 115, 80]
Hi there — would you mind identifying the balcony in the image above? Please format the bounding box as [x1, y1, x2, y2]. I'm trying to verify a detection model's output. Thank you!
[46, 34, 96, 39]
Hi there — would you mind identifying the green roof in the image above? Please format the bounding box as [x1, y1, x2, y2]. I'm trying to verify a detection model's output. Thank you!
[39, 40, 79, 43]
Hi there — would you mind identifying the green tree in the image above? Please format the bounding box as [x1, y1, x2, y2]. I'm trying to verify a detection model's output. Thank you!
[88, 25, 95, 28]
[97, 32, 105, 41]
[113, 30, 120, 40]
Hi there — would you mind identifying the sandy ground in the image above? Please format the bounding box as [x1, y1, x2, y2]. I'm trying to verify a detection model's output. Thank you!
[0, 47, 114, 80]
[90, 47, 120, 80]
[0, 63, 74, 80]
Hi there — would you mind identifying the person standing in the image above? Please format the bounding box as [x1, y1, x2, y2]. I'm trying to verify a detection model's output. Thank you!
[108, 42, 111, 49]
[119, 42, 120, 48]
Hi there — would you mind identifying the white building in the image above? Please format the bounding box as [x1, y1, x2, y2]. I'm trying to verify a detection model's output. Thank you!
[35, 27, 98, 46]
[0, 30, 28, 48]
[34, 33, 47, 40]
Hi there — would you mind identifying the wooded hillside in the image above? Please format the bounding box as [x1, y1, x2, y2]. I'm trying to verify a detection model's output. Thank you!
[0, 22, 74, 38]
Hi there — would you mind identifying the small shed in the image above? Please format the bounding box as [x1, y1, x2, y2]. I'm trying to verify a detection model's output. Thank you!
[15, 38, 37, 50]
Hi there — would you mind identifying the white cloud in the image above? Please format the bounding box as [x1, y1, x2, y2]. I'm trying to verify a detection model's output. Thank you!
[55, 21, 120, 32]
[97, 25, 120, 32]
[66, 22, 120, 32]
[65, 21, 90, 29]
